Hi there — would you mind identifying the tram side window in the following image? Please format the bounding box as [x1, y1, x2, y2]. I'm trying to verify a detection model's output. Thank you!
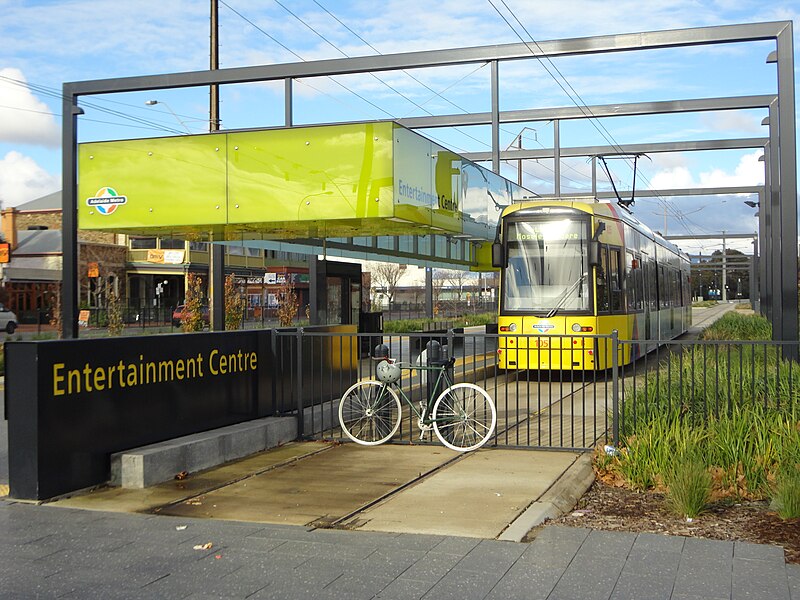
[596, 247, 610, 313]
[609, 248, 623, 313]
[625, 252, 639, 312]
[658, 265, 669, 309]
[646, 260, 657, 310]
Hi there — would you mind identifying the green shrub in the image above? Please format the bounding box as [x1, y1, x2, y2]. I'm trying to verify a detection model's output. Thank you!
[701, 312, 771, 341]
[772, 467, 800, 520]
[665, 453, 712, 518]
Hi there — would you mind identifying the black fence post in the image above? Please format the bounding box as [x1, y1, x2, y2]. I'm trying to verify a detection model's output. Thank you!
[611, 329, 619, 446]
[295, 328, 304, 438]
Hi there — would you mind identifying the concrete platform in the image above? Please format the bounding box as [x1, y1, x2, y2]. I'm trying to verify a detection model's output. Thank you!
[55, 441, 596, 542]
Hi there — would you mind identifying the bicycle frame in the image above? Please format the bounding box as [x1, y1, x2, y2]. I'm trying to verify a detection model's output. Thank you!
[386, 362, 454, 426]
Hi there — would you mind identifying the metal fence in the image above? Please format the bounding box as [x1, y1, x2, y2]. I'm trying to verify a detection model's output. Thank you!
[274, 329, 800, 453]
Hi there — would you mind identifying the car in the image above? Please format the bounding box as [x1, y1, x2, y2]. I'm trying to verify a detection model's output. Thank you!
[172, 304, 209, 328]
[0, 304, 18, 334]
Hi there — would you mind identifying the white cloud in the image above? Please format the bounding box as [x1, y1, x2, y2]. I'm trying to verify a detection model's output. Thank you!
[0, 68, 60, 147]
[0, 151, 60, 208]
[650, 150, 764, 190]
[700, 111, 764, 134]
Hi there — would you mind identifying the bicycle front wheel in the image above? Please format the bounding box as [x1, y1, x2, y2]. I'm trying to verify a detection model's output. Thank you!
[338, 381, 402, 445]
[432, 383, 496, 452]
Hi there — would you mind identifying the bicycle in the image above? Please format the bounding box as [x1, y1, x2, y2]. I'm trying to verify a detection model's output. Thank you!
[338, 356, 497, 452]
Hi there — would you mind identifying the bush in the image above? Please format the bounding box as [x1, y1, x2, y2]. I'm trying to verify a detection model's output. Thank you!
[665, 454, 712, 518]
[772, 467, 800, 520]
[701, 311, 771, 341]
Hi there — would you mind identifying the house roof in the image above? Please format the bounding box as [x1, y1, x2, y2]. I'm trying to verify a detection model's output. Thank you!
[15, 229, 62, 254]
[15, 191, 61, 212]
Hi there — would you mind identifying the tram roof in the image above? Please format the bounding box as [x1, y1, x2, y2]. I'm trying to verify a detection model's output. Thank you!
[501, 198, 689, 260]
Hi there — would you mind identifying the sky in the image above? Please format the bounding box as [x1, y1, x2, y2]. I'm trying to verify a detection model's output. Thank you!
[2, 0, 800, 256]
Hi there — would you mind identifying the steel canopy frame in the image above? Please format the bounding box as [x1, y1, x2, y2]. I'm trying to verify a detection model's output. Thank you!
[62, 21, 797, 348]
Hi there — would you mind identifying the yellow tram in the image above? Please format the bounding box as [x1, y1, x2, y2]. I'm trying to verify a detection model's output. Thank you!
[492, 200, 691, 370]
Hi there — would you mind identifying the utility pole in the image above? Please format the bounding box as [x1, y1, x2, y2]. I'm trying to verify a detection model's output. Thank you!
[722, 231, 727, 302]
[209, 0, 225, 330]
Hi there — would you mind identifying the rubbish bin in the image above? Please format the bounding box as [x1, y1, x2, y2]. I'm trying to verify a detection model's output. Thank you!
[359, 311, 384, 357]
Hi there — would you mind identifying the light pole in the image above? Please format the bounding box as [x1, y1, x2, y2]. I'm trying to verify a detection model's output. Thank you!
[144, 100, 192, 134]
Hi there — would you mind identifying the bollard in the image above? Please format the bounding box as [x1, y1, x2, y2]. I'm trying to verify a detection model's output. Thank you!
[426, 339, 452, 401]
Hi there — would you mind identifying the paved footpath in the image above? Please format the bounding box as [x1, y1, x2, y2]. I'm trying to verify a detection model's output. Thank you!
[0, 499, 797, 600]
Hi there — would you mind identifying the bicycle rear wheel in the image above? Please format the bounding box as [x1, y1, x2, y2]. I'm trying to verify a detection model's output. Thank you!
[432, 383, 496, 452]
[338, 381, 402, 445]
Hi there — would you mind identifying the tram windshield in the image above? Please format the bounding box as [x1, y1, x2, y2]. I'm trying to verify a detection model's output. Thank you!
[502, 218, 590, 313]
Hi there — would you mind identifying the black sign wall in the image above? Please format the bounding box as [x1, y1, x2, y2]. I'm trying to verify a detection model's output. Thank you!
[7, 330, 274, 500]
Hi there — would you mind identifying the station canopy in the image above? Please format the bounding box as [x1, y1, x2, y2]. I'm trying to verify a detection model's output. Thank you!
[78, 122, 533, 269]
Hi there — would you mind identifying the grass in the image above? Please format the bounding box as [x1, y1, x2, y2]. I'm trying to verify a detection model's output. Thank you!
[773, 467, 800, 520]
[700, 311, 772, 340]
[383, 312, 495, 333]
[692, 300, 719, 308]
[607, 313, 800, 518]
[665, 454, 712, 518]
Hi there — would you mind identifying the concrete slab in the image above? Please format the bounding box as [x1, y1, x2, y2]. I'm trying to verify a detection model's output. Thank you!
[352, 448, 579, 538]
[52, 441, 330, 513]
[156, 443, 455, 526]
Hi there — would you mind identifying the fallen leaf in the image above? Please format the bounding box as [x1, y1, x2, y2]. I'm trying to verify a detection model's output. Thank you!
[175, 525, 187, 531]
[175, 471, 189, 480]
[193, 542, 213, 550]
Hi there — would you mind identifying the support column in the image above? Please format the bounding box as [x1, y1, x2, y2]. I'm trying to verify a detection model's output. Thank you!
[425, 267, 434, 319]
[554, 119, 561, 197]
[61, 89, 81, 339]
[775, 24, 799, 357]
[490, 60, 500, 175]
[285, 78, 293, 127]
[750, 237, 758, 311]
[721, 232, 727, 302]
[209, 0, 224, 331]
[768, 101, 782, 340]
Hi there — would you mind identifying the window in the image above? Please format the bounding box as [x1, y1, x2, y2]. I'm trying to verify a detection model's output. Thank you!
[189, 241, 208, 251]
[160, 238, 184, 250]
[596, 246, 609, 313]
[130, 237, 157, 249]
[609, 248, 623, 313]
[502, 218, 590, 313]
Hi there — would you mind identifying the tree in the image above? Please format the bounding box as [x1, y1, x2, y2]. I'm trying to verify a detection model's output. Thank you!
[106, 271, 124, 336]
[182, 273, 205, 332]
[277, 276, 299, 326]
[224, 275, 244, 330]
[370, 262, 404, 305]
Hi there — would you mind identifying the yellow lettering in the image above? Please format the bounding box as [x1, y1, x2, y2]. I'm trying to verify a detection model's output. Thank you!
[126, 364, 137, 387]
[53, 363, 65, 396]
[108, 364, 116, 389]
[83, 363, 93, 393]
[209, 349, 219, 375]
[158, 360, 174, 381]
[218, 353, 227, 374]
[93, 367, 106, 391]
[68, 368, 81, 395]
[175, 359, 185, 380]
[249, 352, 257, 371]
[146, 361, 156, 384]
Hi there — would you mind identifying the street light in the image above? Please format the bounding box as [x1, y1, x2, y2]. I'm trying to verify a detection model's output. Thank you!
[144, 100, 191, 133]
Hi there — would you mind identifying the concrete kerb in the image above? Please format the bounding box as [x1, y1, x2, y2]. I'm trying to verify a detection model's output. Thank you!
[498, 451, 595, 542]
[110, 416, 297, 488]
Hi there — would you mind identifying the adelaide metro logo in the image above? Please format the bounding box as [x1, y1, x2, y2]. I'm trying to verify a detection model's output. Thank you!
[86, 187, 127, 215]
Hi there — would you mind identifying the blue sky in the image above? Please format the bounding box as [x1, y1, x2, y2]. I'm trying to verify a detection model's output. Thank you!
[1, 0, 799, 254]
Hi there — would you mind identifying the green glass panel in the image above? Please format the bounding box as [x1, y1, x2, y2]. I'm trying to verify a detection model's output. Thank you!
[78, 135, 227, 231]
[228, 122, 395, 232]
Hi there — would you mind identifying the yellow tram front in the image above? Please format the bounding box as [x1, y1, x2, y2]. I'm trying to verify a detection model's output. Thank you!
[494, 202, 623, 371]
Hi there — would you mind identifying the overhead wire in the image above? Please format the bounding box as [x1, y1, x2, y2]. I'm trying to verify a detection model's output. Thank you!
[488, 0, 701, 236]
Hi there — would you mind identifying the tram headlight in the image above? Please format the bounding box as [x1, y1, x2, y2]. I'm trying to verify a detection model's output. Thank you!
[500, 323, 518, 332]
[572, 323, 581, 332]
